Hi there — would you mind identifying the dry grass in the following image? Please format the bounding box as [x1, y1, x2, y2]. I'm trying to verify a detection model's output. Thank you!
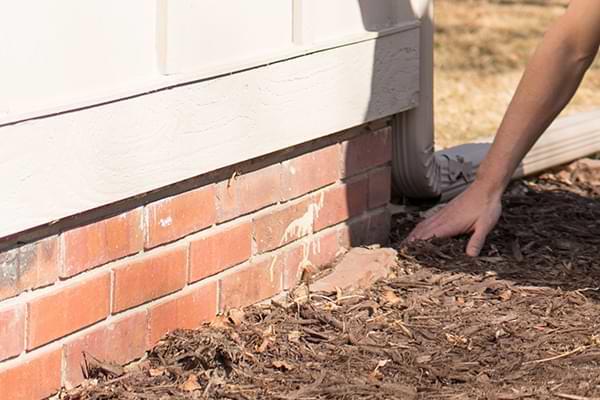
[435, 0, 600, 148]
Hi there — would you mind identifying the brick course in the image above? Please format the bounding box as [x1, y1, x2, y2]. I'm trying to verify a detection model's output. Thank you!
[281, 144, 341, 200]
[27, 273, 111, 350]
[189, 221, 252, 283]
[63, 209, 143, 277]
[0, 304, 25, 361]
[342, 127, 392, 177]
[219, 258, 283, 311]
[0, 347, 62, 400]
[145, 186, 216, 249]
[148, 282, 217, 346]
[112, 247, 187, 313]
[0, 237, 59, 301]
[313, 178, 369, 232]
[0, 124, 392, 400]
[63, 311, 148, 388]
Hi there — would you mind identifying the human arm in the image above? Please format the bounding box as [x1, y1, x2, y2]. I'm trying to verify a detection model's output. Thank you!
[408, 0, 600, 256]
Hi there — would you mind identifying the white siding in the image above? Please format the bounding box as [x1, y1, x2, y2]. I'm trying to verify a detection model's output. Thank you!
[0, 0, 158, 117]
[159, 0, 295, 74]
[0, 29, 420, 239]
[304, 0, 418, 43]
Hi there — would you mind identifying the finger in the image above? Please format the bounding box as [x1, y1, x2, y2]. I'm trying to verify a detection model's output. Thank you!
[410, 217, 463, 242]
[466, 228, 488, 257]
[407, 211, 446, 241]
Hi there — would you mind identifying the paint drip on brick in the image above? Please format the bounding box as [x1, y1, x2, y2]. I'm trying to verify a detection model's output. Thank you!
[270, 194, 325, 282]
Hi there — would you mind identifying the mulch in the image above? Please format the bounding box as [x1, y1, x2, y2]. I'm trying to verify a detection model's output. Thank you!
[63, 160, 600, 400]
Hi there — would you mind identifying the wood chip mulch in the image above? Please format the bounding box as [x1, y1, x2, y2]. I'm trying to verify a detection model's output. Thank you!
[63, 160, 600, 400]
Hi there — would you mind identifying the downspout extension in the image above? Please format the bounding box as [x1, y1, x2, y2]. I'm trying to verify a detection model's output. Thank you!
[392, 0, 600, 202]
[392, 108, 600, 202]
[391, 112, 490, 202]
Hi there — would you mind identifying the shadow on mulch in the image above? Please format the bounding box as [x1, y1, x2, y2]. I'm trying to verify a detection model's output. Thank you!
[395, 173, 600, 299]
[63, 160, 600, 400]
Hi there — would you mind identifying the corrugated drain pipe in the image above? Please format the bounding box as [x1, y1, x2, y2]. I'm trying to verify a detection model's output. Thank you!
[393, 0, 600, 202]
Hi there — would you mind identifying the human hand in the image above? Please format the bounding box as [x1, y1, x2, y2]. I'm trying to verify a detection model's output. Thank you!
[407, 183, 503, 256]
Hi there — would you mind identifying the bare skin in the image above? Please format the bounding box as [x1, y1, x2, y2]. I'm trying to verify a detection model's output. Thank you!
[408, 0, 600, 256]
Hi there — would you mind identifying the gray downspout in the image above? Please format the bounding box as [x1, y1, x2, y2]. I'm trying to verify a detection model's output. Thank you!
[392, 0, 490, 201]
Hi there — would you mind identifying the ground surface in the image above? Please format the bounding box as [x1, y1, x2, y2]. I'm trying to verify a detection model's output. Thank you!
[63, 159, 600, 400]
[435, 0, 600, 148]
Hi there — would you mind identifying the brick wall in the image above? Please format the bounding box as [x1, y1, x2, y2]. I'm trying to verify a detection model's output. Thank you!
[0, 123, 392, 399]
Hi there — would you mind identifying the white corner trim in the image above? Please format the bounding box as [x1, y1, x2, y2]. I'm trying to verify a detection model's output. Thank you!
[0, 28, 420, 239]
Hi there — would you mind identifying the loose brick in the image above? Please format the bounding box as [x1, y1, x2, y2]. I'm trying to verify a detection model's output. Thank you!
[368, 167, 392, 209]
[113, 247, 187, 313]
[63, 209, 143, 277]
[63, 311, 147, 388]
[282, 145, 341, 200]
[148, 281, 217, 346]
[220, 258, 283, 310]
[0, 304, 25, 361]
[342, 128, 392, 177]
[0, 348, 61, 400]
[28, 273, 110, 350]
[253, 199, 315, 253]
[0, 237, 59, 301]
[216, 164, 282, 223]
[309, 247, 396, 293]
[189, 222, 252, 283]
[313, 179, 369, 232]
[145, 186, 216, 249]
[284, 230, 340, 290]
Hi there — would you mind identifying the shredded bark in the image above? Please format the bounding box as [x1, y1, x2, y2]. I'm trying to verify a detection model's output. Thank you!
[63, 160, 600, 400]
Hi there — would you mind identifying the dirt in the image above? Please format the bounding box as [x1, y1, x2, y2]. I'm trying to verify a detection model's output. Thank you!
[435, 0, 600, 148]
[63, 159, 600, 400]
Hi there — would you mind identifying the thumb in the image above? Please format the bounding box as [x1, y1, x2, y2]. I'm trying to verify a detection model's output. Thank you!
[466, 228, 488, 257]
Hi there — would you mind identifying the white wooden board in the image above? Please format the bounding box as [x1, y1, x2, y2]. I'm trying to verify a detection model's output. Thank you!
[159, 0, 295, 74]
[0, 29, 420, 239]
[0, 0, 157, 117]
[303, 0, 419, 43]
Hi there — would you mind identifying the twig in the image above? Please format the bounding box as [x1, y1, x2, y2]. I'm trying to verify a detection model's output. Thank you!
[524, 346, 587, 365]
[554, 393, 600, 400]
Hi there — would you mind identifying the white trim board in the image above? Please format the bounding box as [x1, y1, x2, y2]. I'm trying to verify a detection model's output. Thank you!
[0, 21, 419, 129]
[0, 28, 420, 239]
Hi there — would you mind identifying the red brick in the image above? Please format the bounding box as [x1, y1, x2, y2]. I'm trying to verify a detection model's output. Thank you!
[189, 222, 251, 283]
[338, 216, 369, 249]
[215, 181, 238, 223]
[63, 209, 142, 277]
[220, 258, 283, 310]
[28, 273, 110, 350]
[313, 179, 369, 232]
[0, 237, 59, 300]
[0, 304, 25, 361]
[342, 128, 392, 177]
[148, 282, 217, 346]
[145, 186, 216, 248]
[113, 247, 187, 313]
[253, 199, 315, 253]
[367, 210, 391, 246]
[284, 230, 340, 289]
[282, 145, 341, 200]
[216, 164, 282, 223]
[0, 348, 61, 400]
[369, 167, 392, 209]
[63, 311, 147, 388]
